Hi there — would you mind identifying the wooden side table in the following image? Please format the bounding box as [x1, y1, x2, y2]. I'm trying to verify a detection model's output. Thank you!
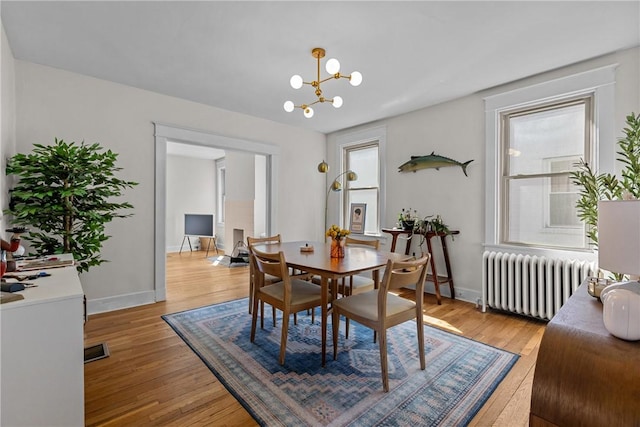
[382, 228, 460, 304]
[530, 281, 640, 426]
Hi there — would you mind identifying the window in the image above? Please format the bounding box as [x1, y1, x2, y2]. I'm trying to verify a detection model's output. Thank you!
[344, 143, 379, 234]
[336, 126, 386, 235]
[485, 65, 616, 255]
[216, 158, 226, 224]
[501, 98, 592, 249]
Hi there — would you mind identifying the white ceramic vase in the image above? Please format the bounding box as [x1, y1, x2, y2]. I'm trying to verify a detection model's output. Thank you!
[600, 281, 640, 341]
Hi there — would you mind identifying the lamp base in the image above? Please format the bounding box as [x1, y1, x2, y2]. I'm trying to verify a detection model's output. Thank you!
[600, 281, 640, 341]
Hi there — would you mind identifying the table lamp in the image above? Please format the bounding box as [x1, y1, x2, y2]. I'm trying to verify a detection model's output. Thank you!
[597, 200, 640, 341]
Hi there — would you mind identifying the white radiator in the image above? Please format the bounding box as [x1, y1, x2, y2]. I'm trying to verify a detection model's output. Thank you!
[481, 251, 596, 321]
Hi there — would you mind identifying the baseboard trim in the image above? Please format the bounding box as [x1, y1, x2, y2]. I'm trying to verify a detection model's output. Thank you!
[86, 290, 156, 315]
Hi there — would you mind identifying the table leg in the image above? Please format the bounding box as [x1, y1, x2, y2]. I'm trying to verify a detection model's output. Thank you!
[404, 233, 413, 256]
[389, 234, 399, 252]
[321, 276, 328, 366]
[441, 235, 455, 299]
[425, 236, 442, 304]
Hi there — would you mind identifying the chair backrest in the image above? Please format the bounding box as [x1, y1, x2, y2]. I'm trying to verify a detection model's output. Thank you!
[247, 234, 283, 281]
[247, 234, 281, 249]
[378, 255, 430, 311]
[251, 247, 292, 294]
[345, 236, 380, 250]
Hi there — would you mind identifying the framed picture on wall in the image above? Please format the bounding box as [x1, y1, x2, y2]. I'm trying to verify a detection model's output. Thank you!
[349, 203, 366, 234]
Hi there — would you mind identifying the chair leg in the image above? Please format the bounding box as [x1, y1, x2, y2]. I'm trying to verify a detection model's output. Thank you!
[279, 312, 290, 365]
[332, 307, 340, 360]
[294, 312, 298, 325]
[378, 330, 389, 392]
[417, 311, 425, 370]
[260, 301, 265, 330]
[249, 278, 254, 314]
[311, 307, 315, 324]
[250, 295, 260, 342]
[272, 306, 277, 327]
[345, 318, 350, 340]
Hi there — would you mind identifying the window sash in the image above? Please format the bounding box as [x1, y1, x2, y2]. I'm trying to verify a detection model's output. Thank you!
[500, 96, 593, 249]
[344, 142, 380, 234]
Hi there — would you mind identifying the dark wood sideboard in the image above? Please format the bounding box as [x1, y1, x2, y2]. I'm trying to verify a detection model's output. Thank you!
[530, 281, 640, 426]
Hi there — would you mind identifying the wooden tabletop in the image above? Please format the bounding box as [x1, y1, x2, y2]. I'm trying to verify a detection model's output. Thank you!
[251, 241, 407, 278]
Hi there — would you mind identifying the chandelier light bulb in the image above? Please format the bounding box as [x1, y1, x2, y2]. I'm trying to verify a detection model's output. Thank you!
[325, 58, 341, 75]
[283, 101, 295, 112]
[304, 107, 314, 118]
[349, 71, 363, 87]
[332, 96, 343, 108]
[290, 75, 303, 89]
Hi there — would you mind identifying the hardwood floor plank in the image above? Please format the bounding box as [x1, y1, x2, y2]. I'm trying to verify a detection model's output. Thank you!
[84, 250, 545, 426]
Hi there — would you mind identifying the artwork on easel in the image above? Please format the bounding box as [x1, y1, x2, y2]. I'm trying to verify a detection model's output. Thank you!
[349, 203, 366, 234]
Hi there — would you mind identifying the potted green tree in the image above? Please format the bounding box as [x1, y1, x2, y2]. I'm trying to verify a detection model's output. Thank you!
[4, 138, 138, 273]
[570, 112, 640, 280]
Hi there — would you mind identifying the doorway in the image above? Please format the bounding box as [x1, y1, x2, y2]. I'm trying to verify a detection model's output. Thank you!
[154, 123, 280, 301]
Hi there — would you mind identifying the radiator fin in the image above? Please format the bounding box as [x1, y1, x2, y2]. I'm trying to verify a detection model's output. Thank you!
[482, 251, 596, 321]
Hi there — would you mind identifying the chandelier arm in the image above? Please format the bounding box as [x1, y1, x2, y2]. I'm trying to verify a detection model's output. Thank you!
[318, 75, 340, 85]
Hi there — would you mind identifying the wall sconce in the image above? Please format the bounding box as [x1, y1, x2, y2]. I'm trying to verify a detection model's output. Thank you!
[318, 160, 358, 231]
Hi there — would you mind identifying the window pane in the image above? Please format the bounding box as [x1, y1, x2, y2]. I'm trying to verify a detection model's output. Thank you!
[508, 104, 585, 176]
[507, 177, 585, 248]
[348, 189, 378, 234]
[348, 145, 378, 188]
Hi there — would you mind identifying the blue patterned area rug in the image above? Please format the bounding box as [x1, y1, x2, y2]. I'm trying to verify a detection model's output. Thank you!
[162, 298, 519, 426]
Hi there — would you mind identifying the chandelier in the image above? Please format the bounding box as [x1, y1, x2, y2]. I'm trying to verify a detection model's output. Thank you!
[284, 47, 362, 118]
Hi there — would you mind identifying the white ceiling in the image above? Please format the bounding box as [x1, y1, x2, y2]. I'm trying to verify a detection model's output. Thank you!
[1, 1, 639, 135]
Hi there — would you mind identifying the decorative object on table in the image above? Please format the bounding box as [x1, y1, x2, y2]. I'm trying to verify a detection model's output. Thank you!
[398, 152, 474, 176]
[587, 276, 612, 299]
[349, 203, 366, 234]
[4, 138, 138, 273]
[283, 47, 362, 118]
[317, 160, 358, 232]
[299, 243, 314, 252]
[398, 207, 418, 230]
[570, 112, 640, 265]
[0, 228, 25, 281]
[162, 298, 519, 427]
[597, 199, 640, 341]
[326, 224, 350, 258]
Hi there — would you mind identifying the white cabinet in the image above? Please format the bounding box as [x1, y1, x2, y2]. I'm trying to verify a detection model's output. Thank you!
[1, 258, 84, 426]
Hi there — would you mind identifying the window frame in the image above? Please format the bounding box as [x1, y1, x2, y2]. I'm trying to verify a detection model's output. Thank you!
[343, 142, 380, 235]
[499, 95, 594, 249]
[335, 125, 387, 235]
[484, 64, 616, 259]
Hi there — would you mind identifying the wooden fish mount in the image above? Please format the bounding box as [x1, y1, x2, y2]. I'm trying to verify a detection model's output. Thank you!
[398, 152, 474, 176]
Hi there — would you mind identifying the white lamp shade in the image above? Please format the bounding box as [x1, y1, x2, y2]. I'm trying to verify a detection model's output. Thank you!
[598, 200, 640, 276]
[290, 75, 303, 89]
[283, 101, 295, 112]
[303, 107, 314, 118]
[349, 71, 363, 86]
[332, 96, 343, 108]
[325, 58, 340, 75]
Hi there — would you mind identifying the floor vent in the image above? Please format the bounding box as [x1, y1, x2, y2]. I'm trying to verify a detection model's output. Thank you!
[84, 342, 110, 363]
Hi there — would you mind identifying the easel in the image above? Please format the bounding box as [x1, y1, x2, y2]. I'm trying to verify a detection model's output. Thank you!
[179, 235, 218, 257]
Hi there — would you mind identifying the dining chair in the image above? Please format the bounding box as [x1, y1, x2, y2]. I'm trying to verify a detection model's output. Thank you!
[311, 236, 380, 336]
[247, 234, 281, 318]
[250, 247, 324, 365]
[331, 254, 430, 392]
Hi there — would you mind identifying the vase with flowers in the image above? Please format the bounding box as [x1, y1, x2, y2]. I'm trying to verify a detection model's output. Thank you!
[398, 208, 418, 231]
[326, 224, 350, 258]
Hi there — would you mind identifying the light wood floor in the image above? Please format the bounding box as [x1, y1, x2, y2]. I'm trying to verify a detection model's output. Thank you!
[84, 250, 546, 426]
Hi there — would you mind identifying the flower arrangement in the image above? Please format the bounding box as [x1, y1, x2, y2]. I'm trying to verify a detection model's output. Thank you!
[326, 224, 350, 241]
[398, 208, 418, 223]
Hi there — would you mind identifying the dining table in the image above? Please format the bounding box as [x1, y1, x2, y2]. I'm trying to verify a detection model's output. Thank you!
[251, 240, 409, 366]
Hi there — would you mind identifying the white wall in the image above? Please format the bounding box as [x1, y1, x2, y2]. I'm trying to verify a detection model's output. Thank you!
[0, 22, 16, 229]
[166, 154, 216, 252]
[9, 59, 325, 312]
[328, 47, 640, 304]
